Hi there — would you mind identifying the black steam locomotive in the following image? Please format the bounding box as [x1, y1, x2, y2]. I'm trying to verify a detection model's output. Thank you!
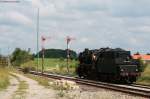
[76, 48, 141, 83]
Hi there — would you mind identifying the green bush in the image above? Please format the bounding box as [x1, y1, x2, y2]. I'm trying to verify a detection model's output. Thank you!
[11, 48, 33, 66]
[22, 65, 36, 73]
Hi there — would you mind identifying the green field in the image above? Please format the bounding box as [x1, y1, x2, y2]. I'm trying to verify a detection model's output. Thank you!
[21, 58, 78, 75]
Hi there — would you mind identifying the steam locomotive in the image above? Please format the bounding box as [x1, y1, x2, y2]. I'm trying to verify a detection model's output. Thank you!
[76, 48, 141, 83]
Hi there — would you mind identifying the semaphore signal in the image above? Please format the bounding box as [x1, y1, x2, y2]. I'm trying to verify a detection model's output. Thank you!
[41, 35, 51, 74]
[66, 36, 75, 72]
[41, 36, 51, 50]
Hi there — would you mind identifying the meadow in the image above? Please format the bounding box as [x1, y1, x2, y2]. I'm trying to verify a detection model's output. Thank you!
[21, 58, 78, 75]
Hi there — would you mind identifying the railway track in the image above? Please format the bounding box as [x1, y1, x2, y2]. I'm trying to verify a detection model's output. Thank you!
[28, 70, 150, 98]
[131, 84, 150, 90]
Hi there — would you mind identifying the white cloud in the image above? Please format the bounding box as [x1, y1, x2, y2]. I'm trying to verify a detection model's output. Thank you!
[0, 11, 32, 26]
[9, 11, 32, 25]
[109, 0, 150, 17]
[80, 37, 89, 43]
[1, 0, 150, 55]
[30, 0, 43, 8]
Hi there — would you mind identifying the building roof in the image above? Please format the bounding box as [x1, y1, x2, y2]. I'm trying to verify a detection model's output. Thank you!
[132, 54, 150, 60]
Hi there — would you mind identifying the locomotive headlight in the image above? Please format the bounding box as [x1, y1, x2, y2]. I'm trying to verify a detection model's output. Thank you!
[136, 69, 138, 72]
[120, 69, 124, 72]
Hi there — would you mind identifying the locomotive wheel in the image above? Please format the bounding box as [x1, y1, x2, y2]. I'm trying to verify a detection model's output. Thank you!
[129, 77, 136, 83]
[78, 72, 82, 78]
[77, 68, 83, 78]
[121, 77, 133, 84]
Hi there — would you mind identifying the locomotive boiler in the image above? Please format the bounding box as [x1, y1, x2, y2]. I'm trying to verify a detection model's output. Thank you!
[76, 48, 141, 83]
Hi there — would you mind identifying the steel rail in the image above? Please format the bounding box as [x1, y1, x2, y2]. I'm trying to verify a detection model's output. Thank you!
[131, 84, 150, 90]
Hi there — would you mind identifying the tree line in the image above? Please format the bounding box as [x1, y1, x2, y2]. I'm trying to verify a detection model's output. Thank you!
[11, 48, 77, 66]
[35, 49, 77, 59]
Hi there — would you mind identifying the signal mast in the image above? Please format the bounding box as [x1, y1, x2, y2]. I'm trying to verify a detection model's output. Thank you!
[41, 36, 51, 74]
[66, 36, 75, 72]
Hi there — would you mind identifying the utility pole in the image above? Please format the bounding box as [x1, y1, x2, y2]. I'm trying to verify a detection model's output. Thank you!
[66, 36, 75, 73]
[36, 8, 40, 72]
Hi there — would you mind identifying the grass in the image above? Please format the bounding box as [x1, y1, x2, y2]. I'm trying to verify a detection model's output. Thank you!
[0, 68, 10, 91]
[21, 58, 78, 75]
[136, 64, 150, 85]
[57, 90, 66, 98]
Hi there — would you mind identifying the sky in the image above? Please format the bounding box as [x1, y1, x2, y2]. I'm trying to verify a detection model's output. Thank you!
[0, 0, 150, 55]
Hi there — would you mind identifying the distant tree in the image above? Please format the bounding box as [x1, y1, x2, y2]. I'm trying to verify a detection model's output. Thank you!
[35, 49, 77, 59]
[11, 48, 33, 66]
[146, 53, 150, 55]
[134, 52, 140, 55]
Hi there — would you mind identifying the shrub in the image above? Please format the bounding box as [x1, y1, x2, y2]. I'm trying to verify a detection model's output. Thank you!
[22, 65, 36, 73]
[11, 48, 33, 66]
[49, 79, 79, 90]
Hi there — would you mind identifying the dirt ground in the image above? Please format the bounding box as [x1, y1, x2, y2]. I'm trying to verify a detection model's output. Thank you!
[0, 73, 148, 99]
[0, 73, 56, 99]
[0, 76, 19, 99]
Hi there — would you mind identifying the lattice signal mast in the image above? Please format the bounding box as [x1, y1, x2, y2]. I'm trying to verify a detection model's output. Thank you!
[66, 36, 75, 72]
[41, 36, 51, 74]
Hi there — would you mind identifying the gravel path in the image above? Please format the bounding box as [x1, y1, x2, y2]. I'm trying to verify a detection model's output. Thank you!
[0, 73, 148, 99]
[12, 73, 56, 99]
[0, 76, 19, 99]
